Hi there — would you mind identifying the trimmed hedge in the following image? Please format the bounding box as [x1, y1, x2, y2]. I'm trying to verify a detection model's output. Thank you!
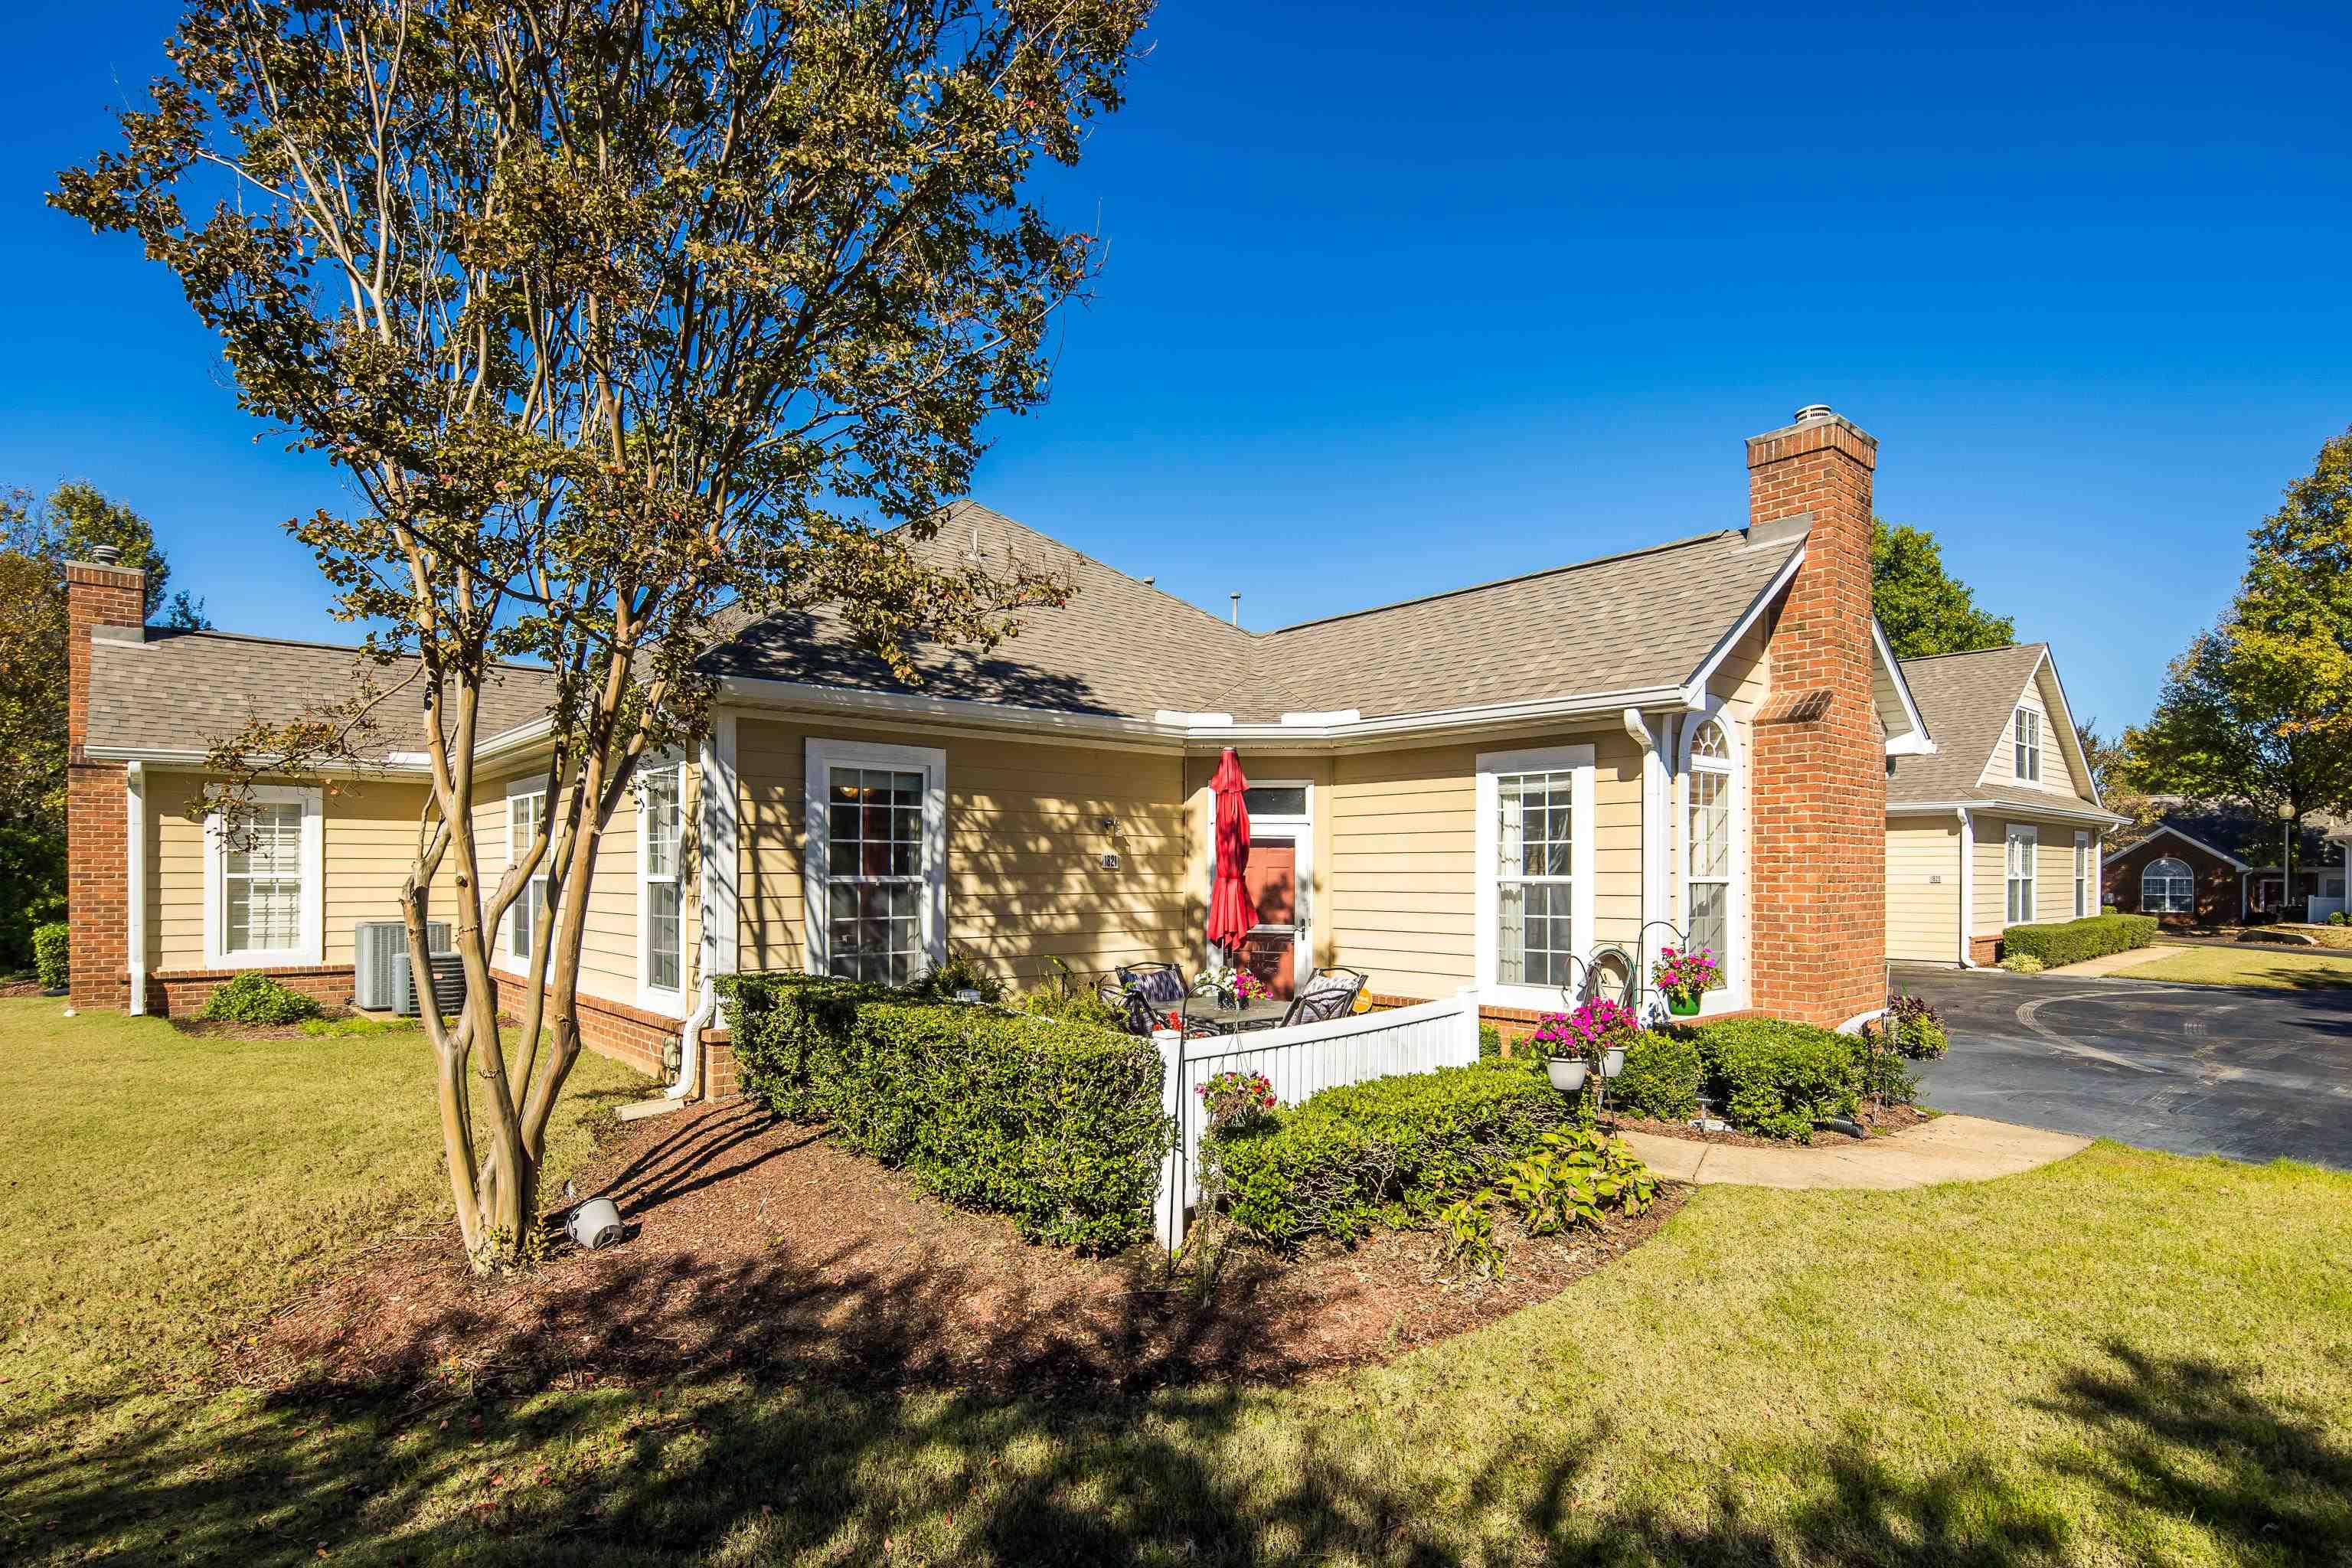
[201, 972, 322, 1026]
[1214, 1063, 1571, 1246]
[718, 973, 1173, 1252]
[31, 922, 68, 991]
[2000, 913, 2159, 969]
[1610, 1030, 1703, 1121]
[1673, 1017, 1864, 1141]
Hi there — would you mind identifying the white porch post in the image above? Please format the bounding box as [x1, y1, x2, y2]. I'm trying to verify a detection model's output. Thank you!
[1455, 984, 1482, 1063]
[1153, 1027, 1186, 1255]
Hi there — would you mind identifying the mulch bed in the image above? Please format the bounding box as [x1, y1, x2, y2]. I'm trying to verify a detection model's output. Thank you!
[1609, 1099, 1929, 1148]
[229, 1099, 1680, 1400]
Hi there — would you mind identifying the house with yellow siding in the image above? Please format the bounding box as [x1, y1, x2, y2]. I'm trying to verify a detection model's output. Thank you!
[1884, 643, 2126, 966]
[67, 406, 1971, 1090]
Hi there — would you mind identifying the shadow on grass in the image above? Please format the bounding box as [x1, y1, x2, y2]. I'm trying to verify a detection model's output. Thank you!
[10, 1315, 2350, 1564]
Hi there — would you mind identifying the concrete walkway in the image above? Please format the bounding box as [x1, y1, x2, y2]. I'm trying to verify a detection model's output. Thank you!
[1619, 1114, 2090, 1191]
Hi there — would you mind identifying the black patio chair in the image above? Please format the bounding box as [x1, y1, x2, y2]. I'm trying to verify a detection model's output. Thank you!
[1112, 961, 1192, 1035]
[1266, 965, 1369, 1029]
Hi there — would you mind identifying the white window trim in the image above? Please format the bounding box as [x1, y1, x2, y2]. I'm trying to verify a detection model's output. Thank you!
[502, 775, 553, 969]
[201, 783, 324, 969]
[802, 737, 949, 982]
[636, 754, 690, 1014]
[2074, 830, 2093, 918]
[1202, 780, 1315, 997]
[2014, 706, 2043, 785]
[2142, 856, 2194, 916]
[2006, 822, 2039, 926]
[1674, 698, 1749, 1015]
[1475, 743, 1596, 1014]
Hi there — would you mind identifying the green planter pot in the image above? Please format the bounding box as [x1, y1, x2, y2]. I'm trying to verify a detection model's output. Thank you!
[1667, 990, 1700, 1018]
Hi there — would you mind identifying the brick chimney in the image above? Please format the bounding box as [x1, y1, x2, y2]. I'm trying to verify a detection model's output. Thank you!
[66, 548, 147, 1009]
[1743, 406, 1887, 1028]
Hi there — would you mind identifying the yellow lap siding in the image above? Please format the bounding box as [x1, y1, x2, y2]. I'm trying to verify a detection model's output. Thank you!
[1885, 818, 1962, 962]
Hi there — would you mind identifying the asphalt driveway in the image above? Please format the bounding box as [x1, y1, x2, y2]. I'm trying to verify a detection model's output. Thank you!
[1895, 964, 2352, 1170]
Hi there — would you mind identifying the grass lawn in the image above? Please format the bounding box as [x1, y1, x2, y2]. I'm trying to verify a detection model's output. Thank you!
[2128, 944, 2352, 991]
[7, 1001, 2352, 1565]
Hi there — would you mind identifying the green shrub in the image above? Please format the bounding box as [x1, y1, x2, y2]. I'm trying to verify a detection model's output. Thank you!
[2332, 911, 2349, 928]
[31, 922, 69, 991]
[717, 972, 1172, 1252]
[910, 947, 1006, 1004]
[1477, 1021, 1504, 1060]
[1215, 1063, 1570, 1246]
[1609, 1029, 1701, 1121]
[2001, 953, 2046, 974]
[1676, 1018, 1863, 1141]
[1860, 1041, 1921, 1106]
[1999, 913, 2159, 969]
[201, 972, 323, 1025]
[1498, 1127, 1659, 1235]
[1885, 995, 1949, 1060]
[1009, 956, 1119, 1027]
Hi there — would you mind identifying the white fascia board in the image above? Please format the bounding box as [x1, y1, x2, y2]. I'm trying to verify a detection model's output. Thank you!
[1885, 731, 1939, 757]
[718, 674, 1693, 750]
[81, 744, 406, 776]
[1896, 797, 2129, 828]
[1680, 543, 1806, 707]
[1872, 618, 1935, 752]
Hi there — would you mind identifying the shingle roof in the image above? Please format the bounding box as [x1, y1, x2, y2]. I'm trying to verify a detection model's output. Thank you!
[1885, 645, 2053, 805]
[704, 501, 1803, 723]
[86, 629, 554, 763]
[87, 501, 1808, 754]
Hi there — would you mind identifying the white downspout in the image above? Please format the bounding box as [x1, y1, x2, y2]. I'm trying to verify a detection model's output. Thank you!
[667, 711, 740, 1102]
[125, 761, 145, 1014]
[1956, 807, 1977, 967]
[1625, 708, 1666, 940]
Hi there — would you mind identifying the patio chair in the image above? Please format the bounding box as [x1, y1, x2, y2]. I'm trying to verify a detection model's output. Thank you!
[1112, 961, 1191, 1034]
[1267, 965, 1369, 1029]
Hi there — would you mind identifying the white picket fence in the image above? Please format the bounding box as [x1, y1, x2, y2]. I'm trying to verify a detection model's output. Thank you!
[1151, 985, 1482, 1253]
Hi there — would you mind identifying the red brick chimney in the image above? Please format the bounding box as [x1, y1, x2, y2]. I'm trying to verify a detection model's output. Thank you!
[1743, 406, 1887, 1028]
[66, 549, 147, 1009]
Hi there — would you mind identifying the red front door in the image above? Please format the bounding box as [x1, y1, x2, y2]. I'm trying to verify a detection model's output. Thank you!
[1240, 838, 1297, 999]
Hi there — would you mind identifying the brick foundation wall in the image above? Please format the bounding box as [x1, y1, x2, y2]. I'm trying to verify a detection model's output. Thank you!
[65, 560, 147, 1011]
[1968, 934, 2001, 966]
[1744, 411, 1888, 1030]
[147, 965, 354, 1016]
[482, 970, 743, 1093]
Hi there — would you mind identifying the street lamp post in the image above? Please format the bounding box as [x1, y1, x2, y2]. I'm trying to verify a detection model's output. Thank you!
[2278, 799, 2297, 919]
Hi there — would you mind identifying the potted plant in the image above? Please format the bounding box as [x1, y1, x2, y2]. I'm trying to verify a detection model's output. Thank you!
[1195, 965, 1275, 1011]
[1530, 998, 1635, 1095]
[1651, 946, 1721, 1017]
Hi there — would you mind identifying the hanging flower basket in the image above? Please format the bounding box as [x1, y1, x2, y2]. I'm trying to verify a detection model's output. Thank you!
[1546, 1057, 1589, 1094]
[1652, 946, 1722, 1018]
[1667, 989, 1701, 1017]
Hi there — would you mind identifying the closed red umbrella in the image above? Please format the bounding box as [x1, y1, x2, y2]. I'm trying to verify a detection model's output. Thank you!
[1205, 749, 1254, 957]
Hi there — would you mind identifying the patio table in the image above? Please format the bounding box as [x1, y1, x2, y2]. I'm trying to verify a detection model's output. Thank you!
[1176, 997, 1292, 1036]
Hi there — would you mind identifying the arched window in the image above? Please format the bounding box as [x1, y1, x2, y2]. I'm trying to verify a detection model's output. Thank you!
[2142, 857, 2194, 915]
[1679, 712, 1739, 996]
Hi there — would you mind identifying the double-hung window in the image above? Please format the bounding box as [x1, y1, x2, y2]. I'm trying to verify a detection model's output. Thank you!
[204, 785, 323, 968]
[803, 739, 947, 987]
[505, 781, 554, 964]
[1475, 744, 1595, 1008]
[1684, 718, 1736, 988]
[2142, 857, 2194, 915]
[2005, 823, 2039, 925]
[640, 758, 685, 998]
[2014, 707, 2043, 783]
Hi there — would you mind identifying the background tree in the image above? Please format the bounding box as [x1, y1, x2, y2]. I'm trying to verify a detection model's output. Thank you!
[1871, 519, 2017, 659]
[57, 0, 1148, 1269]
[2126, 429, 2352, 881]
[0, 484, 204, 970]
[2073, 717, 2161, 841]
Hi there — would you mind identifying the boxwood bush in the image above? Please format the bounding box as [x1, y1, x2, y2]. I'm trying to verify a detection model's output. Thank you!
[201, 971, 322, 1025]
[31, 921, 68, 991]
[1672, 1017, 1865, 1141]
[1214, 1063, 1571, 1246]
[2000, 913, 2159, 969]
[1609, 1029, 1703, 1121]
[717, 972, 1173, 1252]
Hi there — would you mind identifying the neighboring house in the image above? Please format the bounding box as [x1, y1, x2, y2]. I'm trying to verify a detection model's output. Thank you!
[1884, 644, 2128, 965]
[66, 406, 1932, 1094]
[2105, 808, 2349, 926]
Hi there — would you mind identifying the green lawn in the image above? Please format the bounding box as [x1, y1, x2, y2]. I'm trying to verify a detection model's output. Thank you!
[2128, 944, 2352, 991]
[6, 999, 2351, 1566]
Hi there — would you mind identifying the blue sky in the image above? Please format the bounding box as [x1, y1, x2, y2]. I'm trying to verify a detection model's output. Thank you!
[5, 1, 2348, 732]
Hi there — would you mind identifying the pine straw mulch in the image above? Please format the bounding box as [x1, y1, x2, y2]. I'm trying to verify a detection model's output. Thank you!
[227, 1099, 1681, 1401]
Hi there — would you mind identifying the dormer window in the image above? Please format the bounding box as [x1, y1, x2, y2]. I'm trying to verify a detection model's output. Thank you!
[2014, 707, 2042, 783]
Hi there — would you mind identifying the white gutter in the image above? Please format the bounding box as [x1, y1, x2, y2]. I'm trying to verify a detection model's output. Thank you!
[1891, 798, 2129, 828]
[125, 762, 145, 1014]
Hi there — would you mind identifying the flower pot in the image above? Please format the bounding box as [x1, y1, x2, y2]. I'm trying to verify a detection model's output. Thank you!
[1546, 1057, 1589, 1094]
[1667, 990, 1700, 1017]
[1601, 1045, 1626, 1079]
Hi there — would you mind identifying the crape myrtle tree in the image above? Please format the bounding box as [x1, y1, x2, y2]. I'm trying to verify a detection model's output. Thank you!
[56, 0, 1149, 1269]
